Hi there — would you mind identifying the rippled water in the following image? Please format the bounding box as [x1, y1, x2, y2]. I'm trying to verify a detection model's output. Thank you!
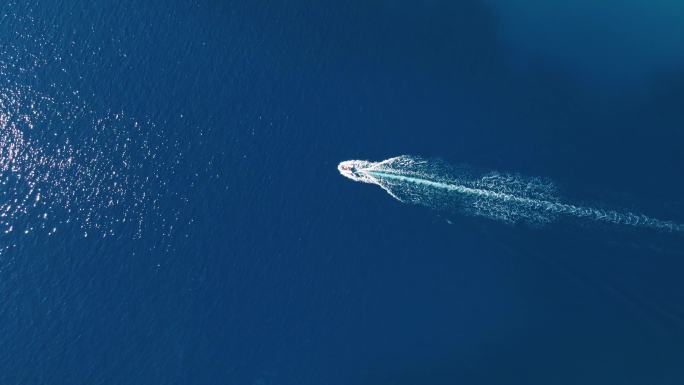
[0, 7, 181, 254]
[2, 1, 684, 384]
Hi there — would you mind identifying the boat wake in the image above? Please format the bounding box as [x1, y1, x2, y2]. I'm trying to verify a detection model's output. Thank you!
[338, 155, 683, 233]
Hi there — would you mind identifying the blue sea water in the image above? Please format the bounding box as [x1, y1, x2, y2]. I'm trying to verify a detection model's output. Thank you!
[1, 1, 684, 384]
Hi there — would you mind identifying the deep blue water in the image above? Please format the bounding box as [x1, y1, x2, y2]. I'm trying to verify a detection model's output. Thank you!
[1, 1, 684, 384]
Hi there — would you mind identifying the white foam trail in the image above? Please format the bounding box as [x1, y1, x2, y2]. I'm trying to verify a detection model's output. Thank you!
[338, 156, 683, 233]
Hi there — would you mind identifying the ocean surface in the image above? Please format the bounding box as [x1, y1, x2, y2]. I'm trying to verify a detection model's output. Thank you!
[1, 1, 684, 384]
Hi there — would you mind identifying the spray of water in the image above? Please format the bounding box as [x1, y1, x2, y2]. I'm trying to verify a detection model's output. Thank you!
[338, 155, 683, 233]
